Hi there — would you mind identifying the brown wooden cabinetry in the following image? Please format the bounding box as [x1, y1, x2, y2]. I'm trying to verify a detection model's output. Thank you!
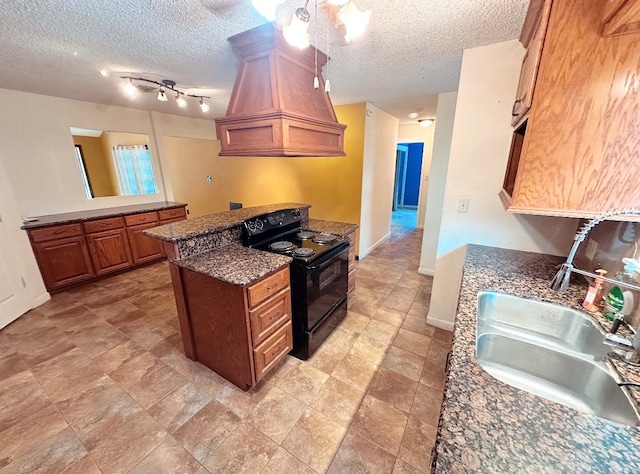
[178, 265, 292, 391]
[603, 0, 640, 36]
[26, 205, 187, 291]
[504, 0, 640, 216]
[346, 230, 356, 294]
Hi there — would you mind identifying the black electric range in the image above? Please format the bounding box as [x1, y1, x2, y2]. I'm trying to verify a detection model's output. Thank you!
[243, 209, 350, 359]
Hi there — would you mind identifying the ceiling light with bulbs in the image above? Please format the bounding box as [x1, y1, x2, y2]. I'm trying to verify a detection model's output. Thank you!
[418, 119, 434, 128]
[119, 76, 210, 113]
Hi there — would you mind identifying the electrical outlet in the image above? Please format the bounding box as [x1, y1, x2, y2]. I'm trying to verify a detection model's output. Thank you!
[457, 198, 470, 213]
[586, 239, 598, 261]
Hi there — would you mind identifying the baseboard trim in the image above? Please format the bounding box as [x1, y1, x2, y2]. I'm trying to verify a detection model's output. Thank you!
[33, 292, 51, 308]
[417, 225, 424, 229]
[426, 314, 455, 331]
[358, 232, 391, 259]
[418, 267, 435, 276]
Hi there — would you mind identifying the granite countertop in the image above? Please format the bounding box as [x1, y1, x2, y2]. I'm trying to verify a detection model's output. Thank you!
[435, 244, 640, 473]
[304, 218, 358, 237]
[145, 202, 310, 242]
[172, 243, 292, 286]
[21, 201, 186, 229]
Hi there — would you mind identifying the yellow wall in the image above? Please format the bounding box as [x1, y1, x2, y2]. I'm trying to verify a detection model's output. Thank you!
[72, 135, 117, 197]
[164, 103, 367, 252]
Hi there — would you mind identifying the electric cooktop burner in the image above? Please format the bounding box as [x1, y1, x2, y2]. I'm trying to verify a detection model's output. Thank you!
[312, 233, 338, 244]
[292, 247, 314, 257]
[296, 231, 316, 240]
[269, 241, 294, 252]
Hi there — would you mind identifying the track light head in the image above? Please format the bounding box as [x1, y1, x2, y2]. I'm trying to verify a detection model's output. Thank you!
[176, 93, 187, 108]
[199, 98, 210, 113]
[156, 87, 168, 102]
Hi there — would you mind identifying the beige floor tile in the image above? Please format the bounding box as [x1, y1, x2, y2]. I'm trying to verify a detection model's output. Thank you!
[88, 412, 168, 474]
[332, 353, 379, 392]
[411, 384, 444, 428]
[350, 395, 408, 455]
[420, 359, 447, 390]
[261, 447, 318, 474]
[38, 360, 106, 403]
[408, 301, 430, 317]
[213, 379, 273, 419]
[328, 430, 396, 474]
[245, 387, 306, 443]
[95, 340, 146, 374]
[129, 436, 203, 474]
[173, 399, 241, 462]
[371, 307, 407, 327]
[401, 315, 436, 337]
[398, 415, 437, 472]
[369, 367, 419, 413]
[202, 423, 278, 473]
[0, 370, 53, 432]
[382, 295, 413, 313]
[62, 454, 102, 474]
[426, 339, 451, 366]
[394, 457, 426, 473]
[348, 334, 389, 365]
[276, 363, 330, 404]
[362, 319, 399, 345]
[388, 286, 419, 302]
[339, 311, 371, 333]
[432, 327, 454, 345]
[147, 382, 213, 433]
[381, 346, 425, 382]
[393, 329, 431, 357]
[32, 347, 91, 382]
[281, 408, 347, 473]
[310, 376, 365, 427]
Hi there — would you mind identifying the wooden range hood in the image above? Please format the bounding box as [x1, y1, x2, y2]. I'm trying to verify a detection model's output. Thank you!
[215, 23, 346, 157]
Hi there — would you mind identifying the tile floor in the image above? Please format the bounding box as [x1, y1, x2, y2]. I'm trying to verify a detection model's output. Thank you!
[0, 219, 451, 473]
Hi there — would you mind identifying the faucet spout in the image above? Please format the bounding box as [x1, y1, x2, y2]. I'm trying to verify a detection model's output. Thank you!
[550, 209, 640, 293]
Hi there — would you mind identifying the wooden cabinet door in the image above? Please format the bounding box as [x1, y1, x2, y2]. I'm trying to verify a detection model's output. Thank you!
[87, 228, 133, 275]
[603, 0, 640, 36]
[33, 236, 95, 290]
[127, 223, 164, 264]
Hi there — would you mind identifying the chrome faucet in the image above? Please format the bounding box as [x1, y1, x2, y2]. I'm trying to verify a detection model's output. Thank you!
[550, 208, 640, 292]
[605, 332, 640, 364]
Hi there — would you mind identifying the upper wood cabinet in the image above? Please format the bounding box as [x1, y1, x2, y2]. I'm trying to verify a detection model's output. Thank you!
[511, 0, 552, 126]
[603, 0, 640, 36]
[504, 0, 640, 217]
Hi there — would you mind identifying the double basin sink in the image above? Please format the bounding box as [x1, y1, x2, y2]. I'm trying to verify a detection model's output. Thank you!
[476, 291, 639, 426]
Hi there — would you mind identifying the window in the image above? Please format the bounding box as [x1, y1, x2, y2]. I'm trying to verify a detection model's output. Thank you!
[74, 145, 94, 199]
[112, 145, 157, 196]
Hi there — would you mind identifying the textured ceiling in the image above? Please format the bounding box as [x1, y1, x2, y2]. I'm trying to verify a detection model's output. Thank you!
[0, 0, 528, 124]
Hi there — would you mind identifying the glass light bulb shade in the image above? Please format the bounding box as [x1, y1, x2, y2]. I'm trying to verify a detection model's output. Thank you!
[419, 119, 434, 128]
[251, 0, 284, 21]
[199, 100, 210, 113]
[339, 1, 371, 43]
[324, 79, 331, 93]
[156, 88, 168, 102]
[123, 81, 137, 98]
[282, 8, 311, 49]
[176, 94, 187, 108]
[408, 112, 419, 119]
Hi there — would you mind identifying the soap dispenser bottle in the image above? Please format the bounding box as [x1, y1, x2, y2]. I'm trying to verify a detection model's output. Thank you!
[583, 269, 607, 312]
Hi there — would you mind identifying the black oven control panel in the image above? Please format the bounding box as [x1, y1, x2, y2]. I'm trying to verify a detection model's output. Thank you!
[244, 208, 302, 237]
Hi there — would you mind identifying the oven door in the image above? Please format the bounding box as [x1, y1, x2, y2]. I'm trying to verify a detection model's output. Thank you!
[305, 244, 349, 330]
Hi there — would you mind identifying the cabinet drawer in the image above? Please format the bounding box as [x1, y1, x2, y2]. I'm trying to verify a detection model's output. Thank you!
[250, 289, 291, 346]
[247, 267, 290, 308]
[124, 212, 159, 226]
[29, 223, 83, 243]
[159, 207, 186, 221]
[253, 320, 292, 381]
[83, 216, 124, 234]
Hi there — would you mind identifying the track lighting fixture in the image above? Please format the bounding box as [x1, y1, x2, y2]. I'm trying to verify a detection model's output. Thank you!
[120, 76, 210, 113]
[282, 1, 311, 49]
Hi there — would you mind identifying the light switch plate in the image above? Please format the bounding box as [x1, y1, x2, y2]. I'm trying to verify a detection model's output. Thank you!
[457, 198, 470, 213]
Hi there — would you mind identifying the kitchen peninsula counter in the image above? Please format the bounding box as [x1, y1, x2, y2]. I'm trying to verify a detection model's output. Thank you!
[304, 218, 358, 237]
[436, 245, 640, 472]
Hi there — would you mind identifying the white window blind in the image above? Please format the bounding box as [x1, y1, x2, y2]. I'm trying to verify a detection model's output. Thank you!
[112, 145, 157, 196]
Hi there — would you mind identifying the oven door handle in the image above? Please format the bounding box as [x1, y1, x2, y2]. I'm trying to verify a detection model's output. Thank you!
[306, 242, 350, 270]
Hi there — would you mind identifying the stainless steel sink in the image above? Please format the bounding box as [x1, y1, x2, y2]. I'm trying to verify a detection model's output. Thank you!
[476, 292, 639, 426]
[477, 291, 608, 358]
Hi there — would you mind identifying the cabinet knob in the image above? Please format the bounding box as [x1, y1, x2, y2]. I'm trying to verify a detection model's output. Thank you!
[511, 98, 522, 116]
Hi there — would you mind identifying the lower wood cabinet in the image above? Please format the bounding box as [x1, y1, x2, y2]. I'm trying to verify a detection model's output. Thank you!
[346, 230, 356, 294]
[26, 205, 187, 291]
[178, 265, 292, 391]
[32, 236, 95, 290]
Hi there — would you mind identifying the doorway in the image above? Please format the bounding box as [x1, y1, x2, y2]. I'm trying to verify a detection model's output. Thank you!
[393, 142, 424, 231]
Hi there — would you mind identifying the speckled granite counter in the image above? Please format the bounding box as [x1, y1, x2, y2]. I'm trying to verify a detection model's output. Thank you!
[435, 245, 640, 473]
[20, 201, 186, 229]
[145, 203, 310, 242]
[173, 244, 292, 286]
[304, 218, 358, 237]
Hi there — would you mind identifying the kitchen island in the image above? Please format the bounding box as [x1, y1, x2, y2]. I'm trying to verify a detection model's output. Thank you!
[435, 245, 640, 472]
[145, 203, 358, 389]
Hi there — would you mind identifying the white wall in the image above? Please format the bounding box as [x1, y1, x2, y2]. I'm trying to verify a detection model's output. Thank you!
[397, 123, 436, 229]
[418, 92, 458, 276]
[359, 103, 400, 257]
[426, 40, 580, 330]
[0, 88, 216, 316]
